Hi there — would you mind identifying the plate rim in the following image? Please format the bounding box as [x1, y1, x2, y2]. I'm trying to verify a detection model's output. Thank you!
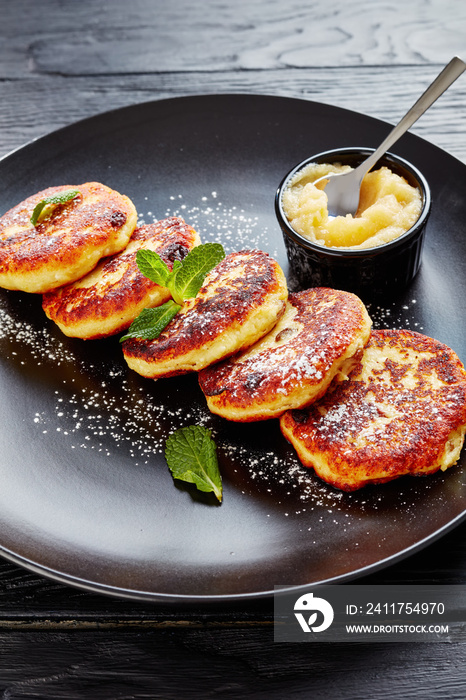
[0, 509, 465, 602]
[1, 92, 466, 602]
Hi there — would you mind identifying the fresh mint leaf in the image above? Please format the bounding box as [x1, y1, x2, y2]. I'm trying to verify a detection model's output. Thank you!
[169, 243, 225, 305]
[120, 300, 181, 342]
[135, 249, 172, 288]
[127, 242, 225, 342]
[165, 425, 222, 502]
[30, 189, 80, 226]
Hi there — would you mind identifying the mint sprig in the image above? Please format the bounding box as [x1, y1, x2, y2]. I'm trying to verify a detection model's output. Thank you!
[121, 242, 225, 342]
[167, 243, 225, 305]
[136, 242, 224, 305]
[165, 425, 222, 502]
[30, 189, 80, 226]
[135, 249, 182, 289]
[120, 301, 181, 342]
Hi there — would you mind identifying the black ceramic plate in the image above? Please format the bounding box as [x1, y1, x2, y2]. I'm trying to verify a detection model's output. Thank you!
[1, 95, 466, 602]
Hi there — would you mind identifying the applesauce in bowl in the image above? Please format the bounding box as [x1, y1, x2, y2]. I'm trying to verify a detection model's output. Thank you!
[275, 148, 431, 301]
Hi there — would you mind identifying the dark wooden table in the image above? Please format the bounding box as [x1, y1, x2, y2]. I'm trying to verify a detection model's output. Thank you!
[1, 2, 466, 697]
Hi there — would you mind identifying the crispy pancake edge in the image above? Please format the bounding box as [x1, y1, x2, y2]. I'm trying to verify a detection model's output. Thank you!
[42, 218, 200, 339]
[0, 182, 138, 293]
[122, 249, 288, 378]
[199, 287, 372, 421]
[280, 329, 466, 491]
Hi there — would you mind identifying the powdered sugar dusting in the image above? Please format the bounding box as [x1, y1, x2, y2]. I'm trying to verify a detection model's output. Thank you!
[224, 439, 347, 510]
[0, 302, 77, 367]
[368, 297, 423, 331]
[140, 191, 281, 259]
[33, 380, 214, 463]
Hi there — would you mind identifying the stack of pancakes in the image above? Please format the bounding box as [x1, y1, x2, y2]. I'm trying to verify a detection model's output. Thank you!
[0, 182, 201, 338]
[2, 182, 466, 491]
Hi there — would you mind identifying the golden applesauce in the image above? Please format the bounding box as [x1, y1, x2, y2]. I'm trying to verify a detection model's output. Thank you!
[281, 162, 422, 249]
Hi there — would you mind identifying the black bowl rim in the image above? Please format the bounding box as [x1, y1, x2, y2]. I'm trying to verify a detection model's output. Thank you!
[275, 147, 432, 258]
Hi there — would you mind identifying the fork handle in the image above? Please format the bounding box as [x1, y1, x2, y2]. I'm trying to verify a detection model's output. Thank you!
[354, 56, 466, 178]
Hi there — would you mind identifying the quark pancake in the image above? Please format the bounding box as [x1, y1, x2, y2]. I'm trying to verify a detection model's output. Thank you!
[0, 182, 137, 293]
[122, 249, 288, 379]
[42, 218, 200, 339]
[198, 287, 372, 421]
[280, 329, 466, 491]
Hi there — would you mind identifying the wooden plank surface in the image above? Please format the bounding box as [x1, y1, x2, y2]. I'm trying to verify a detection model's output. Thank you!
[1, 629, 465, 699]
[1, 0, 466, 161]
[1, 67, 466, 163]
[2, 0, 464, 77]
[1, 0, 466, 697]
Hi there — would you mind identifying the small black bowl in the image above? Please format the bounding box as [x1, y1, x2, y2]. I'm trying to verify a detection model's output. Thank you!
[275, 147, 431, 302]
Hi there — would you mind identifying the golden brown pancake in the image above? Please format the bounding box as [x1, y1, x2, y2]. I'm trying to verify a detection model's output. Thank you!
[280, 329, 466, 491]
[0, 182, 137, 293]
[122, 249, 288, 379]
[42, 218, 200, 339]
[198, 287, 372, 421]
